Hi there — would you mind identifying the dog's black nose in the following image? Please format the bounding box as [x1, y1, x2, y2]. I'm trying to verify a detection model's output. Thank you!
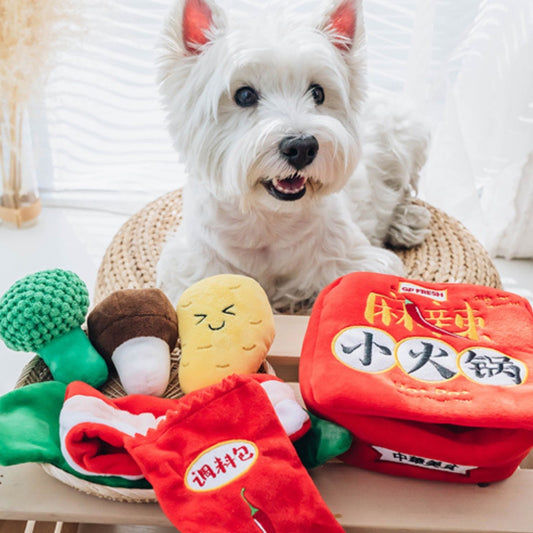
[279, 135, 318, 170]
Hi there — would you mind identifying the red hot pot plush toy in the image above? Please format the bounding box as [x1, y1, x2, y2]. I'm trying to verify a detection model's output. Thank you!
[300, 272, 533, 484]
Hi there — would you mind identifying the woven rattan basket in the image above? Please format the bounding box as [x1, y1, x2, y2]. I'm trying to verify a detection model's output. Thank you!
[16, 188, 501, 502]
[93, 189, 501, 303]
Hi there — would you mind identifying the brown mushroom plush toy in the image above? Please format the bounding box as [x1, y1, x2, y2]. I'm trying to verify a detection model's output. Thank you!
[87, 289, 178, 396]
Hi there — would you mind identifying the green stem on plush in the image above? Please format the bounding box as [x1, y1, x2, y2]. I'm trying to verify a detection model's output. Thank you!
[38, 327, 109, 387]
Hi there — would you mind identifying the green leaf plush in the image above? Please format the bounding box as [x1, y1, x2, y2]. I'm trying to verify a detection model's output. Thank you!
[0, 382, 150, 488]
[294, 411, 353, 469]
[0, 382, 67, 466]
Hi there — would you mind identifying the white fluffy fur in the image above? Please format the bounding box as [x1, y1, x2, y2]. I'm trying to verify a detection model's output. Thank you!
[156, 0, 431, 312]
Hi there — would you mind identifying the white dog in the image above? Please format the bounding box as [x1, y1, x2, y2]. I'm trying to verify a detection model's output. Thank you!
[156, 0, 431, 312]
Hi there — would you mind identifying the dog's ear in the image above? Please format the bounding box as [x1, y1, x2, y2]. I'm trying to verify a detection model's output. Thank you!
[180, 0, 224, 54]
[319, 0, 360, 51]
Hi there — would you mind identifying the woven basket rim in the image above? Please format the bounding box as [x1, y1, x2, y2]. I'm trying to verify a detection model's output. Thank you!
[93, 190, 501, 305]
[41, 463, 157, 503]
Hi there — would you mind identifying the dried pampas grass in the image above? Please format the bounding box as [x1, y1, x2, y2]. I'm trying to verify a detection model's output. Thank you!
[0, 0, 83, 104]
[0, 0, 85, 225]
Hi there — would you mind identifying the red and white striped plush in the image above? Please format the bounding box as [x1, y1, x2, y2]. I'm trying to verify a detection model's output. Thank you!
[60, 376, 310, 480]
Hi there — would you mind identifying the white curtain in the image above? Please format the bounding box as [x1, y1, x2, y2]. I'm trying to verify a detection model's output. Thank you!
[36, 0, 185, 214]
[38, 0, 533, 257]
[365, 0, 533, 258]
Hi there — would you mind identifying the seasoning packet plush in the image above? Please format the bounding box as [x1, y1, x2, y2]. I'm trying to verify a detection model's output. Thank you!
[300, 272, 533, 483]
[125, 375, 344, 532]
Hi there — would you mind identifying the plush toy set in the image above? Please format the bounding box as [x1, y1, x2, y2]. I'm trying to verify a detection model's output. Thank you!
[0, 270, 349, 531]
[1, 268, 533, 530]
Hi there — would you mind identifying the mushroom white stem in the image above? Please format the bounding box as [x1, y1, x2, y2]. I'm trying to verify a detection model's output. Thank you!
[111, 336, 171, 397]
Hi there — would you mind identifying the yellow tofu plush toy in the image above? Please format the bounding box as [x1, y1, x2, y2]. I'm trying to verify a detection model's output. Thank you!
[177, 274, 275, 394]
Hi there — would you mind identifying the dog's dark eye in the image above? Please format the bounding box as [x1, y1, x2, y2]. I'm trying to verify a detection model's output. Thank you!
[309, 84, 325, 105]
[234, 86, 259, 107]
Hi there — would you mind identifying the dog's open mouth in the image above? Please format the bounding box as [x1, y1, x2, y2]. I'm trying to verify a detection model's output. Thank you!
[263, 174, 307, 201]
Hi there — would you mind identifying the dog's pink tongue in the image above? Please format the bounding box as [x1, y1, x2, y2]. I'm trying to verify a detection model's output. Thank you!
[274, 175, 306, 193]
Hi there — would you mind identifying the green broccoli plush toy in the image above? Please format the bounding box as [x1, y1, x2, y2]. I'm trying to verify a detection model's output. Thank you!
[0, 269, 108, 387]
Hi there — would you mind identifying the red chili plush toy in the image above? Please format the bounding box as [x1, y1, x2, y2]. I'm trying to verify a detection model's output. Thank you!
[300, 272, 533, 484]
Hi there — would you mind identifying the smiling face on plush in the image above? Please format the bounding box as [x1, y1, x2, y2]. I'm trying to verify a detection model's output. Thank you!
[177, 274, 275, 393]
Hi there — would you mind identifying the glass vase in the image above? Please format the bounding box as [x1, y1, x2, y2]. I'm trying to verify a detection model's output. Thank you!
[0, 101, 41, 228]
